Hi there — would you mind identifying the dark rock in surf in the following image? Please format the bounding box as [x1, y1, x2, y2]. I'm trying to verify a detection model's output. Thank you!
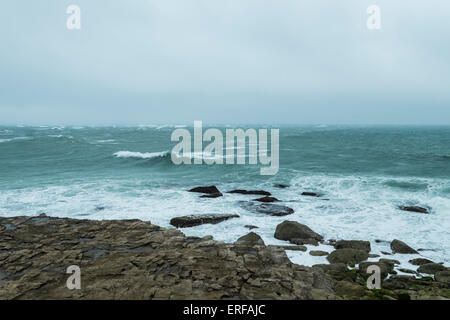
[301, 192, 322, 197]
[244, 225, 259, 230]
[399, 206, 429, 214]
[390, 239, 418, 254]
[188, 186, 223, 198]
[252, 196, 280, 203]
[240, 202, 294, 216]
[228, 190, 271, 196]
[170, 214, 239, 228]
[274, 184, 289, 189]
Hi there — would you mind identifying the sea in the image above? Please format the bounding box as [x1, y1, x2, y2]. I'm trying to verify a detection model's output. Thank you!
[1, 124, 449, 267]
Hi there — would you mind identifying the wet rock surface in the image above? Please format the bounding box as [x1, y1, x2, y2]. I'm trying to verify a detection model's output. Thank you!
[252, 196, 280, 203]
[188, 186, 223, 198]
[227, 190, 271, 196]
[334, 240, 371, 253]
[170, 214, 239, 228]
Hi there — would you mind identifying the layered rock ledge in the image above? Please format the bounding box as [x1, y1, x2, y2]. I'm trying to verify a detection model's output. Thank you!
[0, 215, 334, 300]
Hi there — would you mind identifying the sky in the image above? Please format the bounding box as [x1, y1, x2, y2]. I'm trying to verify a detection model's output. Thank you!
[0, 0, 449, 125]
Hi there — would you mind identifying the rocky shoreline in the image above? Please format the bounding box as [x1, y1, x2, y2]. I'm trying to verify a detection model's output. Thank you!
[0, 211, 449, 300]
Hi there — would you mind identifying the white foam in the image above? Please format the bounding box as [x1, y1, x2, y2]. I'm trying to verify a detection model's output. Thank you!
[113, 150, 169, 159]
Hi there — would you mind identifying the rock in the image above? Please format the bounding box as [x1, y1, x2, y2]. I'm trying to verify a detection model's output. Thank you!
[274, 184, 289, 188]
[417, 263, 446, 275]
[0, 215, 336, 300]
[274, 221, 323, 243]
[381, 251, 392, 255]
[309, 251, 328, 257]
[252, 196, 280, 203]
[188, 186, 223, 198]
[270, 245, 307, 252]
[301, 192, 321, 197]
[409, 258, 434, 266]
[228, 189, 271, 196]
[434, 270, 450, 284]
[327, 249, 368, 266]
[399, 206, 429, 214]
[244, 225, 259, 230]
[358, 260, 395, 279]
[369, 254, 380, 258]
[236, 232, 265, 246]
[390, 239, 418, 254]
[334, 281, 366, 297]
[240, 202, 294, 216]
[379, 258, 400, 266]
[334, 240, 371, 253]
[95, 206, 105, 211]
[170, 214, 239, 228]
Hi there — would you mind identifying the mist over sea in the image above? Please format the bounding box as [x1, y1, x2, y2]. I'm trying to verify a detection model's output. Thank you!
[1, 124, 449, 265]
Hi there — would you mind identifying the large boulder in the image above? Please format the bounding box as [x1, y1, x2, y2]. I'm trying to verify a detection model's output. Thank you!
[417, 263, 446, 275]
[399, 206, 429, 214]
[240, 202, 294, 216]
[188, 186, 223, 198]
[170, 214, 239, 228]
[236, 232, 265, 246]
[334, 240, 371, 253]
[228, 189, 271, 196]
[326, 249, 368, 266]
[390, 239, 418, 254]
[274, 221, 323, 243]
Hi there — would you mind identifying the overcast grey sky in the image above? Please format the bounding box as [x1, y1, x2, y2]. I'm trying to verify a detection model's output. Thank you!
[0, 0, 449, 125]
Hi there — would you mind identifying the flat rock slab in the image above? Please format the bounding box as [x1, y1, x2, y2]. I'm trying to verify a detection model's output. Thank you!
[240, 202, 294, 216]
[170, 214, 239, 228]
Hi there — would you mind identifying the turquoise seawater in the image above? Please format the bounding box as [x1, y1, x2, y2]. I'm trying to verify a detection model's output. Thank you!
[0, 125, 449, 265]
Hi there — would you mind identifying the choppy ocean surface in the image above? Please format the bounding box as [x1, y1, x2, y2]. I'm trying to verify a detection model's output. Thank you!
[1, 125, 449, 266]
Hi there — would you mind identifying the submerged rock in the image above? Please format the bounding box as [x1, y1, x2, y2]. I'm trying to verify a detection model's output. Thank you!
[188, 186, 223, 198]
[334, 240, 371, 253]
[236, 232, 265, 246]
[252, 196, 280, 203]
[274, 184, 289, 189]
[390, 239, 418, 254]
[240, 202, 294, 216]
[170, 214, 239, 228]
[274, 221, 323, 243]
[399, 206, 429, 214]
[244, 225, 259, 230]
[327, 249, 368, 266]
[228, 189, 271, 196]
